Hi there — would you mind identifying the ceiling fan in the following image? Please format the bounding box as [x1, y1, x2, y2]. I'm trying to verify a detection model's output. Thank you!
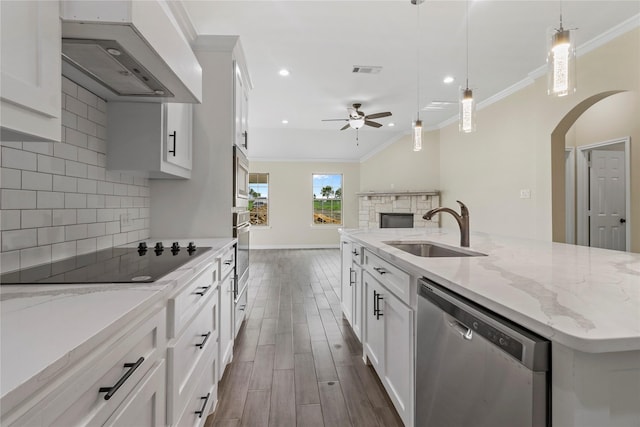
[322, 103, 392, 131]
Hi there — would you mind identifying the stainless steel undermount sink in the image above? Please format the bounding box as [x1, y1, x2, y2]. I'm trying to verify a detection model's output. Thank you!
[383, 241, 486, 258]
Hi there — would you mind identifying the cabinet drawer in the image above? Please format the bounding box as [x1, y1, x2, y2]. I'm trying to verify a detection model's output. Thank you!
[175, 351, 218, 427]
[219, 245, 235, 280]
[234, 284, 248, 337]
[363, 250, 411, 305]
[167, 292, 218, 424]
[13, 308, 166, 426]
[168, 262, 217, 338]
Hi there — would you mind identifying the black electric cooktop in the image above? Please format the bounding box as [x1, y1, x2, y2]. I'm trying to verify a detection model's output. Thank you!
[0, 242, 211, 285]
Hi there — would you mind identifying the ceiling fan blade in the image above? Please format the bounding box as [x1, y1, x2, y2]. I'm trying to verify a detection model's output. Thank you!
[322, 118, 349, 122]
[365, 112, 392, 120]
[365, 120, 383, 128]
[340, 123, 351, 131]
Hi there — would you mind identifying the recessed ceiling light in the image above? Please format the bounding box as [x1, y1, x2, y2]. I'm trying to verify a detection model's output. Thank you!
[282, 119, 289, 124]
[279, 69, 290, 77]
[443, 76, 455, 84]
[388, 122, 395, 127]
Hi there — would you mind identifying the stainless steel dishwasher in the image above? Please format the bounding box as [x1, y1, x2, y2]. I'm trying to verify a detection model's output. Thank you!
[417, 278, 550, 427]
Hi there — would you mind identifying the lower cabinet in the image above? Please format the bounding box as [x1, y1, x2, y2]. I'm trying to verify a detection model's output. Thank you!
[341, 240, 354, 325]
[175, 350, 217, 427]
[218, 255, 236, 379]
[363, 270, 415, 427]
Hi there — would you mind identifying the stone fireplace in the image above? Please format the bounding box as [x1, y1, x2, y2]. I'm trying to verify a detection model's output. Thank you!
[358, 191, 440, 229]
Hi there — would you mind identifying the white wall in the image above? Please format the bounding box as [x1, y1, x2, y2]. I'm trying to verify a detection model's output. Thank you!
[249, 160, 359, 248]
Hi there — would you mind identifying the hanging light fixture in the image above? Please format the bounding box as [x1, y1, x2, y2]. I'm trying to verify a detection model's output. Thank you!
[547, 2, 576, 97]
[412, 0, 424, 151]
[459, 0, 476, 133]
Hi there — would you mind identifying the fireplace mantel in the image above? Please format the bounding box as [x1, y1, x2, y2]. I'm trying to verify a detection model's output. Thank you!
[357, 190, 440, 200]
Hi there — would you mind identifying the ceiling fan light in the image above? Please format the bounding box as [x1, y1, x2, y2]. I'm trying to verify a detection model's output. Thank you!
[349, 117, 365, 129]
[413, 119, 423, 151]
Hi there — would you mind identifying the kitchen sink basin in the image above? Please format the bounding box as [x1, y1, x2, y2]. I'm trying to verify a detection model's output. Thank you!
[383, 241, 486, 258]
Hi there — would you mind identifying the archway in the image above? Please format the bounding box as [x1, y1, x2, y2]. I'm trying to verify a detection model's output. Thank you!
[551, 90, 626, 243]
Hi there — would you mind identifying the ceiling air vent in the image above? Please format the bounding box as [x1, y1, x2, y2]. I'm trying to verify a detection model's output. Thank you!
[352, 65, 383, 74]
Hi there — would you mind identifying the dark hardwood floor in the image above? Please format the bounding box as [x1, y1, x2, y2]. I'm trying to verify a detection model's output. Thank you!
[205, 249, 403, 427]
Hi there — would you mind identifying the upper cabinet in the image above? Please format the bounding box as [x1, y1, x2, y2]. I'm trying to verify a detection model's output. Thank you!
[60, 0, 202, 104]
[0, 1, 61, 142]
[234, 63, 249, 153]
[107, 102, 192, 179]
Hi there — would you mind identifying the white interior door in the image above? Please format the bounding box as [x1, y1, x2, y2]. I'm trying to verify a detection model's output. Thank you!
[589, 149, 626, 250]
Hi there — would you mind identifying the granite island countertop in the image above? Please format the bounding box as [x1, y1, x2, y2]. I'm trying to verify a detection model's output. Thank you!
[0, 237, 235, 415]
[341, 228, 640, 353]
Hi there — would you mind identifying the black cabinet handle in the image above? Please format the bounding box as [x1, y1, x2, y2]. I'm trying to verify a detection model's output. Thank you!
[224, 259, 233, 266]
[195, 392, 211, 418]
[373, 290, 378, 316]
[195, 285, 211, 297]
[373, 267, 387, 275]
[99, 357, 144, 400]
[349, 268, 355, 286]
[233, 274, 238, 299]
[243, 130, 248, 149]
[375, 292, 384, 320]
[168, 131, 176, 156]
[196, 332, 212, 349]
[239, 304, 247, 311]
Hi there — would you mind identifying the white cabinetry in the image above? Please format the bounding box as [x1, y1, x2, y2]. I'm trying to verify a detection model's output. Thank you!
[362, 250, 414, 427]
[218, 244, 236, 379]
[9, 308, 167, 426]
[107, 102, 192, 179]
[234, 62, 249, 152]
[340, 240, 354, 325]
[0, 0, 61, 142]
[340, 239, 364, 341]
[166, 261, 219, 426]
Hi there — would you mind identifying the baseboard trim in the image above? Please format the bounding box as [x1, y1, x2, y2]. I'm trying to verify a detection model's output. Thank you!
[250, 244, 340, 250]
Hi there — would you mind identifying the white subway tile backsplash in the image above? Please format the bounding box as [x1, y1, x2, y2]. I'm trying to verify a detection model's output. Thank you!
[0, 250, 20, 273]
[1, 210, 21, 231]
[2, 229, 37, 251]
[53, 175, 77, 192]
[65, 160, 88, 178]
[65, 224, 87, 241]
[52, 241, 76, 261]
[87, 194, 105, 209]
[78, 148, 98, 166]
[1, 168, 21, 189]
[53, 142, 78, 161]
[87, 222, 105, 238]
[77, 178, 97, 194]
[22, 171, 53, 191]
[52, 209, 77, 226]
[65, 127, 88, 148]
[37, 191, 64, 209]
[2, 189, 37, 209]
[21, 210, 52, 228]
[77, 209, 96, 224]
[65, 94, 88, 117]
[22, 142, 54, 156]
[77, 117, 97, 137]
[37, 226, 65, 245]
[87, 165, 106, 181]
[62, 77, 77, 97]
[77, 86, 98, 108]
[37, 155, 66, 175]
[20, 245, 51, 269]
[2, 147, 37, 171]
[2, 84, 150, 263]
[65, 193, 86, 209]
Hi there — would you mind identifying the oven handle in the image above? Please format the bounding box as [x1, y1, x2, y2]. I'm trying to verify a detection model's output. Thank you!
[235, 222, 251, 232]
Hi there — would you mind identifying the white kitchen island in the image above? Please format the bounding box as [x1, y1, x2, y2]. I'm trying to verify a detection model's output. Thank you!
[340, 227, 640, 427]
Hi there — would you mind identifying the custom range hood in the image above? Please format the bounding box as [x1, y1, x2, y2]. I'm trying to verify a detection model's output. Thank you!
[61, 0, 202, 103]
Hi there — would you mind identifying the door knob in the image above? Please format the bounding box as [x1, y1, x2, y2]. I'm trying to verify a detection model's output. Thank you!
[620, 218, 627, 224]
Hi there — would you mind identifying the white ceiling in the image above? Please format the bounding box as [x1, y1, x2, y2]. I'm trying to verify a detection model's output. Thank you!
[181, 0, 639, 161]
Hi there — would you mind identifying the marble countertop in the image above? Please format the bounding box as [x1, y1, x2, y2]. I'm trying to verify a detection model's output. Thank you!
[0, 237, 235, 414]
[341, 228, 640, 353]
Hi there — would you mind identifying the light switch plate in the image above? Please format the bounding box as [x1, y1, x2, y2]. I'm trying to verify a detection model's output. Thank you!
[520, 189, 531, 199]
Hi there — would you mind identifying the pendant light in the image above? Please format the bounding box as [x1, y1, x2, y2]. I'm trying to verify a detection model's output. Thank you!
[459, 0, 476, 133]
[547, 2, 576, 97]
[412, 0, 424, 151]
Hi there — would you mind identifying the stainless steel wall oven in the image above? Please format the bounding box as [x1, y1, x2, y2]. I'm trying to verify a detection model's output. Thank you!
[233, 146, 249, 209]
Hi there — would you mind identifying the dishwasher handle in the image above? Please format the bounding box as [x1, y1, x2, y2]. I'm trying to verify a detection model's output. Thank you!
[448, 319, 473, 340]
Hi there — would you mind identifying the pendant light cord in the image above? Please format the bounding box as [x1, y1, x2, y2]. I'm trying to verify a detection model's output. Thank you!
[465, 0, 469, 90]
[416, 1, 421, 122]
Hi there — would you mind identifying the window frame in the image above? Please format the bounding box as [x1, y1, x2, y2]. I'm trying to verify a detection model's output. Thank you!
[249, 172, 269, 226]
[311, 173, 343, 227]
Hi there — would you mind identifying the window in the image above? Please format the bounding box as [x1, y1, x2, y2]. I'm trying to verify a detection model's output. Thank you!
[249, 173, 269, 226]
[312, 174, 342, 225]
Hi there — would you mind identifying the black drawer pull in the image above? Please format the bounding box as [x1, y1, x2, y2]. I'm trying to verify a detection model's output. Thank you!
[223, 259, 233, 266]
[375, 292, 384, 320]
[373, 267, 387, 275]
[239, 304, 247, 311]
[196, 332, 212, 349]
[351, 249, 359, 256]
[99, 357, 144, 400]
[195, 392, 211, 418]
[169, 131, 177, 156]
[195, 285, 211, 296]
